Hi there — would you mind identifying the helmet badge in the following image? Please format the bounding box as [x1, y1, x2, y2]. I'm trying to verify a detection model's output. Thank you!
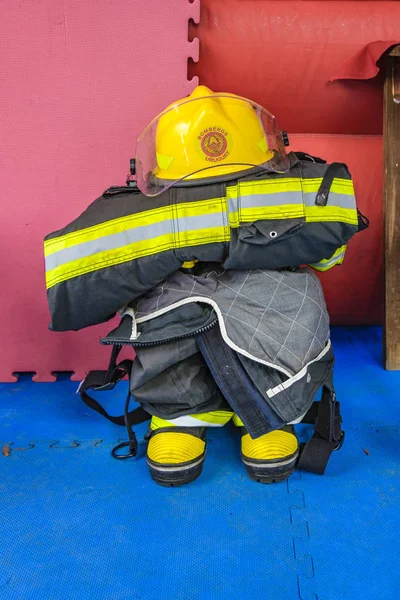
[198, 128, 229, 162]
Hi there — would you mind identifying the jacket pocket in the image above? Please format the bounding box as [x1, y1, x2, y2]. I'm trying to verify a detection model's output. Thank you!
[237, 217, 304, 246]
[225, 217, 306, 270]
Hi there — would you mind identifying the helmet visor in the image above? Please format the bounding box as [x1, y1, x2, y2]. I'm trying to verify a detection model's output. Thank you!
[135, 94, 290, 197]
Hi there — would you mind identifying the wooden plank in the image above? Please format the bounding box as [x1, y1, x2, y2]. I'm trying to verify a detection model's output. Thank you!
[389, 45, 400, 57]
[383, 53, 400, 370]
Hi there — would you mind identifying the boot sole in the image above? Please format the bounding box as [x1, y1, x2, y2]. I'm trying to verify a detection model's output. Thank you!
[242, 452, 299, 484]
[147, 454, 205, 487]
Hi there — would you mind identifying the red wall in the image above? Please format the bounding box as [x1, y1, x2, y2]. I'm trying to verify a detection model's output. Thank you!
[190, 0, 400, 324]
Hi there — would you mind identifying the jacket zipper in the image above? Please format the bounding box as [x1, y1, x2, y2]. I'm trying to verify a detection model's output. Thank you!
[102, 319, 218, 348]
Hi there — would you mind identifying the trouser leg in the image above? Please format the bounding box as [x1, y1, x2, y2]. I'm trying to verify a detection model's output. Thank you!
[131, 337, 231, 420]
[131, 338, 233, 486]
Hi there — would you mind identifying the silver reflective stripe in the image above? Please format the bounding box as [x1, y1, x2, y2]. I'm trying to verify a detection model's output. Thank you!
[312, 250, 346, 269]
[232, 190, 355, 211]
[242, 454, 298, 468]
[135, 296, 293, 378]
[45, 213, 218, 271]
[266, 341, 332, 398]
[45, 219, 172, 271]
[46, 187, 356, 273]
[147, 456, 205, 471]
[239, 191, 303, 208]
[178, 212, 224, 235]
[288, 411, 307, 425]
[153, 415, 229, 427]
[303, 191, 355, 209]
[227, 195, 238, 215]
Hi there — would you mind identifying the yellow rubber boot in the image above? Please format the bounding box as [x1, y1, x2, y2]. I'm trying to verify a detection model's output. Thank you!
[232, 415, 299, 483]
[146, 412, 233, 486]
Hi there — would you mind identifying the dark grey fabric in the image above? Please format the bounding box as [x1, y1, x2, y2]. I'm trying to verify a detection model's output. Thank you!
[126, 323, 335, 429]
[298, 159, 352, 181]
[197, 326, 285, 437]
[47, 249, 182, 331]
[130, 337, 229, 418]
[47, 245, 228, 332]
[45, 183, 227, 241]
[129, 266, 330, 377]
[102, 266, 333, 428]
[224, 221, 357, 270]
[238, 346, 335, 424]
[104, 304, 216, 347]
[146, 426, 206, 440]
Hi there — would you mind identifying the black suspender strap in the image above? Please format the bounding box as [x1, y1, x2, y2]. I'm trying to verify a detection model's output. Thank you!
[297, 385, 344, 475]
[315, 162, 347, 206]
[78, 344, 150, 458]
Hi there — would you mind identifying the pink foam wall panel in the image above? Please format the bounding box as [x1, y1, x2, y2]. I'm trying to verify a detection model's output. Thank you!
[1, 0, 199, 382]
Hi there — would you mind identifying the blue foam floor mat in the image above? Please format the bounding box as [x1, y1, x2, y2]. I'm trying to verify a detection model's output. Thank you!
[1, 326, 400, 600]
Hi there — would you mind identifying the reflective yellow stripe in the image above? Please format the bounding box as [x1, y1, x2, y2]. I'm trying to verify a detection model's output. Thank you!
[45, 178, 354, 257]
[190, 411, 234, 425]
[238, 204, 305, 222]
[227, 177, 357, 226]
[46, 226, 229, 289]
[228, 205, 357, 227]
[45, 199, 225, 257]
[46, 232, 175, 289]
[230, 177, 354, 197]
[309, 245, 347, 272]
[45, 176, 357, 289]
[150, 416, 176, 430]
[150, 411, 233, 430]
[44, 205, 173, 257]
[301, 178, 354, 196]
[232, 414, 244, 427]
[305, 206, 357, 225]
[176, 225, 228, 247]
[236, 178, 303, 195]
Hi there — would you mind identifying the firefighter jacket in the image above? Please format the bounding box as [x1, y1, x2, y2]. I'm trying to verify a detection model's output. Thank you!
[44, 153, 367, 331]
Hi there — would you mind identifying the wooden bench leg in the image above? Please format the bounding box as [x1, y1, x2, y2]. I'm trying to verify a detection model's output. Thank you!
[383, 46, 400, 370]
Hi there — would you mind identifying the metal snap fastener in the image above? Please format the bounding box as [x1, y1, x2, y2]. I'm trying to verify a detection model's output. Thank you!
[270, 231, 278, 238]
